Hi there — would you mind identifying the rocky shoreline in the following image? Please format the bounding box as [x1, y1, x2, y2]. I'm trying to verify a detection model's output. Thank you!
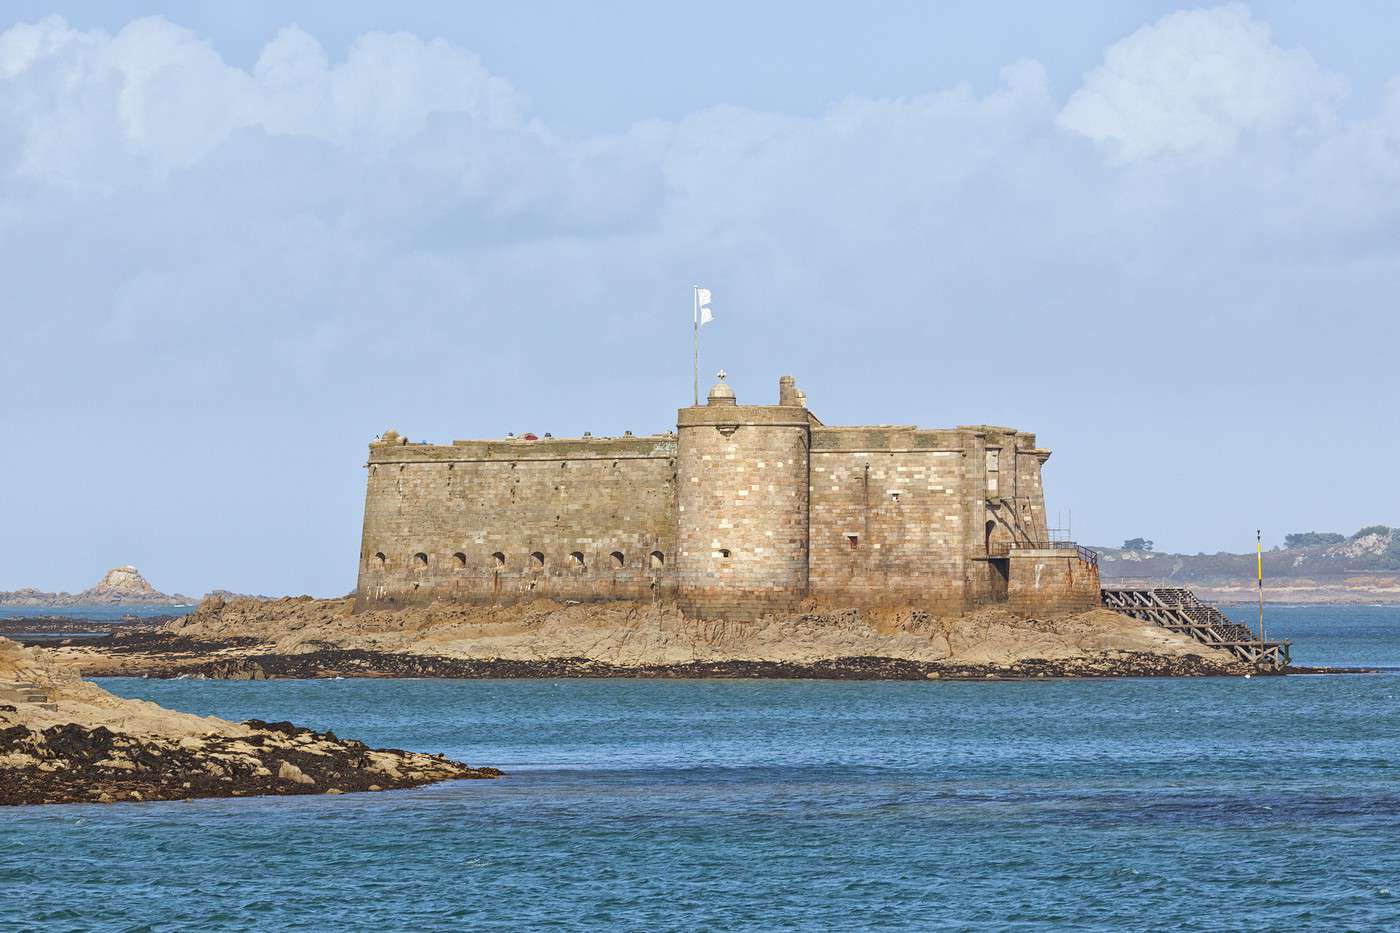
[76, 646, 1372, 680]
[43, 595, 1360, 681]
[0, 636, 500, 807]
[51, 630, 1273, 680]
[40, 596, 1374, 682]
[0, 717, 500, 807]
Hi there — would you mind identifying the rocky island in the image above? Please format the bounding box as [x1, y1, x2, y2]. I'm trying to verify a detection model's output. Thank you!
[0, 565, 195, 609]
[52, 594, 1253, 681]
[0, 636, 499, 806]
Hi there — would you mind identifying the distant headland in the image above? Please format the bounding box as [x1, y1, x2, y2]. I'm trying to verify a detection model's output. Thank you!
[1096, 525, 1400, 604]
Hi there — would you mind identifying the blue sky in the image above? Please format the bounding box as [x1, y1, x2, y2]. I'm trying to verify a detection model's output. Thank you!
[2, 2, 1397, 596]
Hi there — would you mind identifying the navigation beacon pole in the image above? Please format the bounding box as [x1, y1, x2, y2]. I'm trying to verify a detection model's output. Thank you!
[1257, 529, 1266, 648]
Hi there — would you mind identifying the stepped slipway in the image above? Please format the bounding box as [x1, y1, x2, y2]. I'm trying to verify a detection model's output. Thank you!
[1101, 588, 1290, 670]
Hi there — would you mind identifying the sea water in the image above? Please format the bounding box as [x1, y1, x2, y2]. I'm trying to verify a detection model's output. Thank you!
[2, 606, 1398, 930]
[0, 605, 195, 621]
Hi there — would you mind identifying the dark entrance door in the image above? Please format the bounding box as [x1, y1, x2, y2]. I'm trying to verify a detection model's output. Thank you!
[989, 558, 1009, 602]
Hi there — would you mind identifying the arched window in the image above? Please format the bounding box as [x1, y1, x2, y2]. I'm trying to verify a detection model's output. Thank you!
[492, 552, 506, 569]
[414, 552, 429, 568]
[650, 550, 665, 569]
[530, 551, 545, 570]
[374, 552, 386, 568]
[569, 551, 586, 571]
[610, 551, 625, 570]
[453, 552, 467, 568]
[714, 548, 732, 559]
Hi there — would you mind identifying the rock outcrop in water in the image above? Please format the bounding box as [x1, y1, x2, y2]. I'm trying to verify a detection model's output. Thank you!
[54, 595, 1252, 680]
[0, 566, 194, 608]
[0, 637, 499, 806]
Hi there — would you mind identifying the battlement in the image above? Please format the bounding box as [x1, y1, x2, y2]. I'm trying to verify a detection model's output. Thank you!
[369, 433, 677, 463]
[354, 373, 1092, 618]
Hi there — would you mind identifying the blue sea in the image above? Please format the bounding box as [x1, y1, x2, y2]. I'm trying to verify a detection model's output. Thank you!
[0, 604, 195, 621]
[3, 605, 1399, 930]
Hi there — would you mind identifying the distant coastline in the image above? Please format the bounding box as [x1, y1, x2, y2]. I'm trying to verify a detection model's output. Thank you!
[1095, 525, 1400, 605]
[1102, 581, 1400, 606]
[0, 566, 265, 614]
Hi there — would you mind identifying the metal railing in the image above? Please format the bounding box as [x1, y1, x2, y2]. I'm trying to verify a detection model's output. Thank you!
[986, 540, 1099, 568]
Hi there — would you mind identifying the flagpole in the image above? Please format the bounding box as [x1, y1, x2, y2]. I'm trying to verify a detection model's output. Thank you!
[692, 285, 699, 406]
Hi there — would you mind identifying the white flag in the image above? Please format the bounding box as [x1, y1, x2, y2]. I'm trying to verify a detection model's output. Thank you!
[696, 287, 714, 326]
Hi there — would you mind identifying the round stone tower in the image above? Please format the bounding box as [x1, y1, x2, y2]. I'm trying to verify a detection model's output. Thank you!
[675, 373, 812, 619]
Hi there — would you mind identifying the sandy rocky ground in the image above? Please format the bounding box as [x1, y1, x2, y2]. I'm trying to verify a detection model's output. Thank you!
[0, 637, 499, 806]
[54, 595, 1252, 681]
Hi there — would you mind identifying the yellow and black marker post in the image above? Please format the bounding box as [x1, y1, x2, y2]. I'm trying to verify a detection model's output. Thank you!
[1257, 530, 1266, 645]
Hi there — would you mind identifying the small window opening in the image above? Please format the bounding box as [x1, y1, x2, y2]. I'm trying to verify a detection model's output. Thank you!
[530, 551, 545, 570]
[492, 552, 506, 569]
[650, 550, 665, 569]
[715, 548, 732, 559]
[414, 552, 428, 568]
[846, 534, 859, 549]
[374, 552, 386, 567]
[569, 551, 586, 571]
[610, 551, 625, 570]
[454, 552, 467, 568]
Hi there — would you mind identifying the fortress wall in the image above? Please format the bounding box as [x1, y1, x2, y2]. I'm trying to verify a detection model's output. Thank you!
[356, 436, 676, 609]
[353, 375, 1073, 620]
[960, 428, 1053, 608]
[1008, 550, 1100, 615]
[807, 428, 968, 615]
[1013, 444, 1050, 540]
[675, 407, 811, 620]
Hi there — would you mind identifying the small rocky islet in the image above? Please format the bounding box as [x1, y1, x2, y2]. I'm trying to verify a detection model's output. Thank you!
[0, 637, 499, 807]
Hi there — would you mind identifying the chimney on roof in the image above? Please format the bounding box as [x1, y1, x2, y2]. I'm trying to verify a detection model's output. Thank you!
[778, 375, 804, 407]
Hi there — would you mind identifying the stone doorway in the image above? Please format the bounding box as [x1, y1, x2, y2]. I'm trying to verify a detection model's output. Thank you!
[989, 558, 1009, 602]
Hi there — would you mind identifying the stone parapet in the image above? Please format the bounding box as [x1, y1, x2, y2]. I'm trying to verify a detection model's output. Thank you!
[1007, 550, 1101, 615]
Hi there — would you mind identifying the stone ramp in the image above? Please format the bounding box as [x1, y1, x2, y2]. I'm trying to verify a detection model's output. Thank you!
[0, 679, 58, 711]
[1101, 587, 1290, 670]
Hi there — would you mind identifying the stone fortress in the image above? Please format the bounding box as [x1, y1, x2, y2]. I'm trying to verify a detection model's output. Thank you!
[356, 374, 1100, 619]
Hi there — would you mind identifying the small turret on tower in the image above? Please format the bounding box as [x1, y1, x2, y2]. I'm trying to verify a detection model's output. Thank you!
[707, 370, 736, 406]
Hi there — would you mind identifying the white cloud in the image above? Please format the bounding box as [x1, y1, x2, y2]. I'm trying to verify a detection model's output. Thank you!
[1057, 3, 1345, 162]
[0, 11, 1396, 596]
[0, 16, 528, 188]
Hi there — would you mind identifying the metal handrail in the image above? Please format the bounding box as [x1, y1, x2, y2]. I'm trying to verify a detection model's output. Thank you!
[987, 541, 1100, 568]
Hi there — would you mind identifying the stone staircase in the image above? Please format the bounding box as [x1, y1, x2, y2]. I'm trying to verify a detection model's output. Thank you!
[1101, 587, 1290, 670]
[0, 679, 58, 711]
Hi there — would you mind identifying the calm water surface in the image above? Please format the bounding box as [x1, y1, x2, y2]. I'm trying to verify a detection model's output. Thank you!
[3, 606, 1399, 930]
[0, 605, 195, 620]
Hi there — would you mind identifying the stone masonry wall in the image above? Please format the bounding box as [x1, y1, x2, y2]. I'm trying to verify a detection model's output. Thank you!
[357, 435, 676, 609]
[674, 405, 811, 620]
[807, 428, 968, 615]
[354, 376, 1073, 620]
[1008, 550, 1101, 615]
